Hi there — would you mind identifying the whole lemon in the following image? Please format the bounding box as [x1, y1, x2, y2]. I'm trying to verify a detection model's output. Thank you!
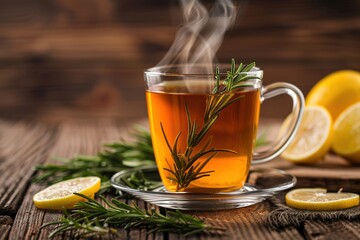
[306, 70, 360, 120]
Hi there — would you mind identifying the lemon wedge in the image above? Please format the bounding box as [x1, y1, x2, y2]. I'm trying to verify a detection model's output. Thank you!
[33, 177, 101, 210]
[286, 188, 359, 210]
[281, 106, 333, 164]
[332, 102, 360, 163]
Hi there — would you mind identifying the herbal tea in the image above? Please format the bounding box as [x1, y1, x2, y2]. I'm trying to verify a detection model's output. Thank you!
[146, 80, 261, 193]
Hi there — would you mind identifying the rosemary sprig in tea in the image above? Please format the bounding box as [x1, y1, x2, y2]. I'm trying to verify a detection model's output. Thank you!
[255, 131, 269, 148]
[33, 128, 156, 193]
[162, 59, 258, 191]
[42, 193, 216, 238]
[120, 170, 162, 191]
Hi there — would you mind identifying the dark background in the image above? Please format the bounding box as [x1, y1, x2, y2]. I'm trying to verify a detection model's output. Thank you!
[0, 0, 359, 124]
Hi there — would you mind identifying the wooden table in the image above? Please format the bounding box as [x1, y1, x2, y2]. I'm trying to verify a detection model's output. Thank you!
[0, 119, 359, 240]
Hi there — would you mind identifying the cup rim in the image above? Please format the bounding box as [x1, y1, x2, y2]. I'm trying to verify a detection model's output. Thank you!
[144, 64, 263, 77]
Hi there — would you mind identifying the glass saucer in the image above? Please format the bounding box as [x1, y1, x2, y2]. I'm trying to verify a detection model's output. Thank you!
[110, 166, 296, 210]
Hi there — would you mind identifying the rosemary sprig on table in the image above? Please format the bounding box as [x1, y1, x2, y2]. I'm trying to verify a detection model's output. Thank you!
[162, 59, 257, 191]
[33, 128, 156, 193]
[42, 193, 216, 238]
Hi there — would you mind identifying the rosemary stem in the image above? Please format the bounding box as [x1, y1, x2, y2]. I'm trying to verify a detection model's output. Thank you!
[162, 60, 258, 191]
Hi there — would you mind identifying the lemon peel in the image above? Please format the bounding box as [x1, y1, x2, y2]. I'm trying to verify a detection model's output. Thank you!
[306, 70, 360, 120]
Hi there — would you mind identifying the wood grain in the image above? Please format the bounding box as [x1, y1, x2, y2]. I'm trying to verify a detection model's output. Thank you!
[8, 120, 163, 240]
[304, 221, 360, 240]
[0, 0, 359, 122]
[2, 119, 360, 239]
[0, 216, 12, 240]
[0, 121, 56, 216]
[8, 121, 111, 239]
[260, 121, 360, 193]
[5, 120, 303, 240]
[183, 202, 303, 240]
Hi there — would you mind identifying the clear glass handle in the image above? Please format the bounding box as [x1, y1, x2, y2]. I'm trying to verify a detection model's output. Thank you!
[252, 82, 305, 164]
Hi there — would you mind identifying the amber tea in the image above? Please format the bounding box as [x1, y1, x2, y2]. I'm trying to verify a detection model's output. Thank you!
[146, 80, 261, 192]
[145, 63, 304, 194]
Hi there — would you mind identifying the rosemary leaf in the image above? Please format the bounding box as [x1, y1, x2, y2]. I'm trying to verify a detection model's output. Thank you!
[161, 60, 259, 191]
[120, 170, 162, 191]
[42, 193, 218, 238]
[34, 123, 267, 193]
[33, 128, 156, 193]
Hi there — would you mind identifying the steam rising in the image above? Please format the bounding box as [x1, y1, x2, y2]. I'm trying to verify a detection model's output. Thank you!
[157, 0, 237, 74]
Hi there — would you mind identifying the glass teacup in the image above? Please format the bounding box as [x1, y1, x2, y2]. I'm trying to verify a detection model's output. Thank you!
[144, 64, 304, 193]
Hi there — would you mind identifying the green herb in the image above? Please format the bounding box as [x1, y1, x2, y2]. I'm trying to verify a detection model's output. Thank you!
[161, 59, 258, 191]
[213, 59, 256, 94]
[255, 131, 269, 148]
[120, 170, 162, 191]
[42, 193, 217, 238]
[42, 217, 119, 238]
[34, 125, 267, 193]
[33, 128, 156, 193]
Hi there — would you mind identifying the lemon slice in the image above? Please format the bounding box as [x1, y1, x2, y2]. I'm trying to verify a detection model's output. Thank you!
[281, 106, 333, 164]
[332, 102, 360, 163]
[286, 188, 359, 210]
[33, 177, 101, 210]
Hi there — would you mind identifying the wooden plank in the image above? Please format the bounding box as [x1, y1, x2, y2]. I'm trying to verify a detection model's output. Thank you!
[170, 201, 303, 240]
[0, 216, 12, 240]
[0, 66, 148, 123]
[260, 121, 360, 192]
[8, 120, 162, 239]
[7, 120, 301, 239]
[6, 119, 358, 239]
[0, 62, 358, 122]
[0, 1, 358, 63]
[0, 121, 56, 216]
[8, 121, 102, 239]
[263, 154, 360, 182]
[0, 1, 359, 122]
[262, 155, 360, 193]
[304, 220, 360, 240]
